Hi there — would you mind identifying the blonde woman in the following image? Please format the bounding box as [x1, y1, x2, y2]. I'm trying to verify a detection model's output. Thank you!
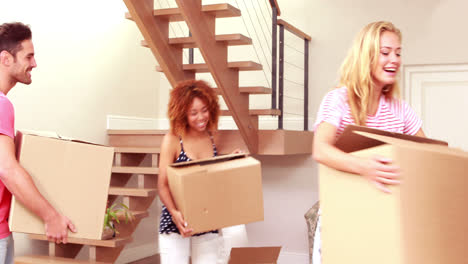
[312, 21, 425, 263]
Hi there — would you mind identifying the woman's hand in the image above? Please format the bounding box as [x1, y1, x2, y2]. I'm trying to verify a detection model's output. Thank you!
[171, 210, 193, 237]
[359, 156, 400, 193]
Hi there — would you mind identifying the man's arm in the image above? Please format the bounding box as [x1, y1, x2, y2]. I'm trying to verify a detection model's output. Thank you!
[0, 135, 76, 243]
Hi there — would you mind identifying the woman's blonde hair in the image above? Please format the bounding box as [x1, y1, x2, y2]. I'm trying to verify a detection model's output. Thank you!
[339, 21, 402, 125]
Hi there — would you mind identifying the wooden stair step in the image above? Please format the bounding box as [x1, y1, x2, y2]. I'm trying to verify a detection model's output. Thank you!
[114, 147, 160, 154]
[214, 86, 272, 95]
[117, 210, 149, 221]
[112, 166, 159, 174]
[108, 130, 167, 135]
[15, 255, 109, 264]
[108, 187, 157, 197]
[108, 129, 314, 155]
[141, 34, 252, 48]
[156, 61, 262, 73]
[126, 4, 241, 22]
[28, 234, 132, 247]
[220, 109, 281, 116]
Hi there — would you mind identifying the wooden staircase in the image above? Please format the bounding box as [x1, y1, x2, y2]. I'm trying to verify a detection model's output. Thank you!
[125, 0, 292, 154]
[15, 147, 159, 263]
[123, 0, 313, 154]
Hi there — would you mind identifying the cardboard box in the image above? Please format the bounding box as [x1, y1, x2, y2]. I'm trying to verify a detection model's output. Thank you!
[167, 154, 263, 234]
[319, 125, 468, 264]
[9, 130, 114, 240]
[228, 247, 281, 264]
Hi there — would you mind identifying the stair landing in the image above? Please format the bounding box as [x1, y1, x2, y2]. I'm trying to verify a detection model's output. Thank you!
[108, 129, 313, 155]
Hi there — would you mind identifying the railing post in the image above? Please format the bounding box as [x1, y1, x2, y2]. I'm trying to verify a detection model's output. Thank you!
[278, 25, 284, 129]
[304, 39, 309, 131]
[189, 31, 194, 64]
[271, 6, 278, 110]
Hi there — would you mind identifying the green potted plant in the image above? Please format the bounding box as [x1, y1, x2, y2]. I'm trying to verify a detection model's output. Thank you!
[102, 203, 134, 240]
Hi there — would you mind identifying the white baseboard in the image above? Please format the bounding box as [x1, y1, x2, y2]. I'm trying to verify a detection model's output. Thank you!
[107, 115, 169, 130]
[107, 115, 314, 131]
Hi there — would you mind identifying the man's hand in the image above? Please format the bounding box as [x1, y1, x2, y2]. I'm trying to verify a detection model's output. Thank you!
[44, 212, 76, 244]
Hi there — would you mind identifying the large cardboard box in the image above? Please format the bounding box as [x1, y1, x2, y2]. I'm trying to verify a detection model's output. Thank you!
[228, 247, 281, 264]
[167, 154, 263, 234]
[9, 130, 114, 240]
[319, 125, 468, 264]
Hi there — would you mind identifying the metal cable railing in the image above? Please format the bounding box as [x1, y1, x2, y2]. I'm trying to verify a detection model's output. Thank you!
[268, 0, 310, 130]
[155, 0, 190, 63]
[233, 0, 272, 87]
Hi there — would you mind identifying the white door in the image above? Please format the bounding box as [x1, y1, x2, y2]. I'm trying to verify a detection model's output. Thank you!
[404, 63, 468, 151]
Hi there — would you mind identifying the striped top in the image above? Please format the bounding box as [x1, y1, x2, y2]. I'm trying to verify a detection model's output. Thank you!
[313, 86, 422, 136]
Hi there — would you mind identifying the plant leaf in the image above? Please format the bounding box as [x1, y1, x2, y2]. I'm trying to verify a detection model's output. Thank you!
[103, 214, 109, 229]
[109, 211, 117, 220]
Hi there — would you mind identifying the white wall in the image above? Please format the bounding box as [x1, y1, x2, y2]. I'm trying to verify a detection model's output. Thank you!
[307, 0, 468, 120]
[4, 0, 468, 263]
[2, 0, 160, 144]
[249, 155, 317, 261]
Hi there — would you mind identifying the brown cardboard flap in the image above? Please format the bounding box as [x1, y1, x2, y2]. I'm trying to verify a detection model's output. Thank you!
[228, 247, 281, 264]
[335, 125, 447, 153]
[355, 131, 468, 158]
[16, 130, 104, 146]
[169, 153, 247, 168]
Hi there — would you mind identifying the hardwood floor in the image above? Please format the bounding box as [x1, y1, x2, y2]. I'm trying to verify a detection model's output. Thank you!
[127, 254, 160, 264]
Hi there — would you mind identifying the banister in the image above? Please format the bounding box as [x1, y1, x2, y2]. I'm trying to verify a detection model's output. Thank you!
[268, 0, 281, 16]
[277, 19, 311, 41]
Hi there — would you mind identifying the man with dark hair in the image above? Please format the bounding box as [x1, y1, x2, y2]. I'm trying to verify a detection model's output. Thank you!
[0, 22, 76, 263]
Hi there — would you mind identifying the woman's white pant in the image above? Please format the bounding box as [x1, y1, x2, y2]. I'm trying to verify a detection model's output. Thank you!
[159, 225, 248, 264]
[219, 225, 249, 263]
[159, 232, 222, 264]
